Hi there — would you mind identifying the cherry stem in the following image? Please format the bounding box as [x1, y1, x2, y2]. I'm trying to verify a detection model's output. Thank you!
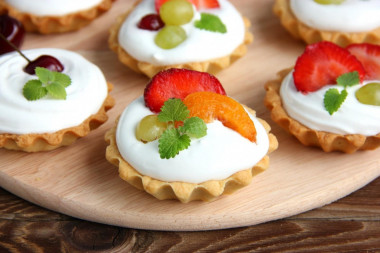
[0, 32, 31, 63]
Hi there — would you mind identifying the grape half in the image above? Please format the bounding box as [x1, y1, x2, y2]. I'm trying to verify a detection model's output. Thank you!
[314, 0, 345, 4]
[159, 0, 194, 26]
[136, 115, 168, 143]
[155, 25, 186, 49]
[355, 82, 380, 106]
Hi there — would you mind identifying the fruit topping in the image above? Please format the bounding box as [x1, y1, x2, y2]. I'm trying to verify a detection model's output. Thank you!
[144, 68, 226, 113]
[24, 55, 64, 75]
[293, 41, 366, 93]
[138, 14, 165, 31]
[313, 0, 345, 4]
[155, 25, 187, 49]
[355, 82, 380, 106]
[183, 91, 256, 142]
[155, 0, 220, 12]
[346, 43, 380, 81]
[0, 14, 24, 55]
[136, 115, 168, 143]
[159, 0, 194, 26]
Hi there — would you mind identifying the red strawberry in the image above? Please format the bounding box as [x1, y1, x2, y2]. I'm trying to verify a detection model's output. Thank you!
[155, 0, 219, 13]
[144, 68, 226, 113]
[293, 41, 366, 93]
[346, 43, 380, 80]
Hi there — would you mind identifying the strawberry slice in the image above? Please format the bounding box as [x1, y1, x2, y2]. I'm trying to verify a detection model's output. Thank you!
[346, 43, 380, 80]
[293, 41, 366, 93]
[144, 68, 226, 113]
[155, 0, 219, 13]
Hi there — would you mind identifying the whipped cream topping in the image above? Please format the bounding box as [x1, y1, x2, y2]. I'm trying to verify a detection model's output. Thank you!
[0, 48, 108, 134]
[116, 97, 269, 184]
[280, 71, 380, 136]
[4, 0, 104, 16]
[290, 0, 380, 33]
[118, 0, 245, 65]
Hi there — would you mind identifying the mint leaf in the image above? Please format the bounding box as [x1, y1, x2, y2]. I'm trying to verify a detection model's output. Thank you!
[23, 80, 47, 101]
[336, 71, 360, 88]
[46, 83, 67, 99]
[180, 117, 207, 138]
[324, 88, 348, 115]
[53, 71, 71, 87]
[194, 13, 227, 34]
[158, 98, 189, 123]
[35, 67, 54, 84]
[158, 128, 191, 159]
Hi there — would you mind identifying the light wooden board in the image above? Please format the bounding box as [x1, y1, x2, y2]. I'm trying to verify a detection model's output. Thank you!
[0, 0, 379, 231]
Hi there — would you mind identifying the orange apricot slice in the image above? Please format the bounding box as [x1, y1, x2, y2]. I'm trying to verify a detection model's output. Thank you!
[183, 91, 256, 142]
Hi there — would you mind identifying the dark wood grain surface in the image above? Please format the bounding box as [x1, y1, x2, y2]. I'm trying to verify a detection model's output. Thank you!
[1, 177, 380, 252]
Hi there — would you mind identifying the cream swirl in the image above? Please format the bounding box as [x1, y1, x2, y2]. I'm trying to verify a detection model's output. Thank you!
[290, 0, 380, 33]
[0, 48, 108, 134]
[118, 0, 245, 65]
[115, 97, 269, 184]
[4, 0, 104, 16]
[280, 71, 380, 136]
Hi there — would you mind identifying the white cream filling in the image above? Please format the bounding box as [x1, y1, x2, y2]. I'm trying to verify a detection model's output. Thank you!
[0, 48, 108, 134]
[280, 71, 380, 136]
[116, 97, 269, 184]
[118, 0, 245, 65]
[4, 0, 104, 16]
[290, 0, 380, 33]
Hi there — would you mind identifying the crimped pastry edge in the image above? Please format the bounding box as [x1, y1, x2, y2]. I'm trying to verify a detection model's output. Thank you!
[108, 0, 254, 78]
[0, 0, 115, 34]
[273, 0, 380, 47]
[105, 107, 278, 203]
[0, 83, 115, 152]
[264, 68, 380, 153]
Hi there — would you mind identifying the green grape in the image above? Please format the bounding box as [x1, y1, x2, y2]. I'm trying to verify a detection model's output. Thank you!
[355, 82, 380, 106]
[136, 115, 168, 143]
[155, 25, 187, 49]
[314, 0, 345, 4]
[159, 0, 194, 26]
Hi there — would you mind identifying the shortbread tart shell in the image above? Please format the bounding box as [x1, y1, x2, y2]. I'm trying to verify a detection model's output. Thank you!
[264, 68, 380, 153]
[105, 107, 278, 203]
[273, 0, 380, 47]
[108, 0, 254, 78]
[0, 0, 115, 34]
[0, 83, 115, 152]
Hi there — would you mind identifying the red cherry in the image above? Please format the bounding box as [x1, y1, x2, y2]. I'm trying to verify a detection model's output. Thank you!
[0, 14, 25, 55]
[24, 55, 64, 75]
[138, 14, 164, 31]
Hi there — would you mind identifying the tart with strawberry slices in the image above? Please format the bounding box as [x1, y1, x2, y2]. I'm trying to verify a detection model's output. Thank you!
[274, 0, 380, 47]
[0, 48, 114, 152]
[109, 0, 253, 77]
[0, 0, 116, 34]
[265, 41, 380, 153]
[105, 68, 277, 203]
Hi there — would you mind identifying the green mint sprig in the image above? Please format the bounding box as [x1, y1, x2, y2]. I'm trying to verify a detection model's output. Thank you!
[23, 67, 71, 101]
[194, 13, 227, 34]
[158, 98, 207, 159]
[324, 71, 359, 115]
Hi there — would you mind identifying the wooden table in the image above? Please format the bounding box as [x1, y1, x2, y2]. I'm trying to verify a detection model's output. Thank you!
[1, 0, 380, 251]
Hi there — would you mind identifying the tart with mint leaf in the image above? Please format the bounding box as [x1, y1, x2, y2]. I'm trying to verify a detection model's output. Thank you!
[105, 68, 277, 203]
[265, 41, 380, 153]
[108, 0, 253, 77]
[0, 0, 116, 34]
[0, 48, 114, 152]
[273, 0, 380, 47]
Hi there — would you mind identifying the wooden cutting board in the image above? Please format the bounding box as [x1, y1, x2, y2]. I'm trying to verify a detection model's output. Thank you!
[0, 0, 379, 231]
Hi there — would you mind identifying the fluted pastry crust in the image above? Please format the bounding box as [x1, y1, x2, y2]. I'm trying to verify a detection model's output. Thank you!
[0, 83, 115, 152]
[273, 0, 380, 47]
[264, 68, 380, 153]
[108, 0, 254, 78]
[105, 107, 278, 203]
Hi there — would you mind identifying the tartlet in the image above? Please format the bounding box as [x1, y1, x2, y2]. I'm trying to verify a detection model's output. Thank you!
[265, 42, 380, 153]
[109, 0, 253, 78]
[273, 0, 380, 47]
[0, 48, 114, 152]
[0, 0, 115, 34]
[105, 69, 278, 203]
